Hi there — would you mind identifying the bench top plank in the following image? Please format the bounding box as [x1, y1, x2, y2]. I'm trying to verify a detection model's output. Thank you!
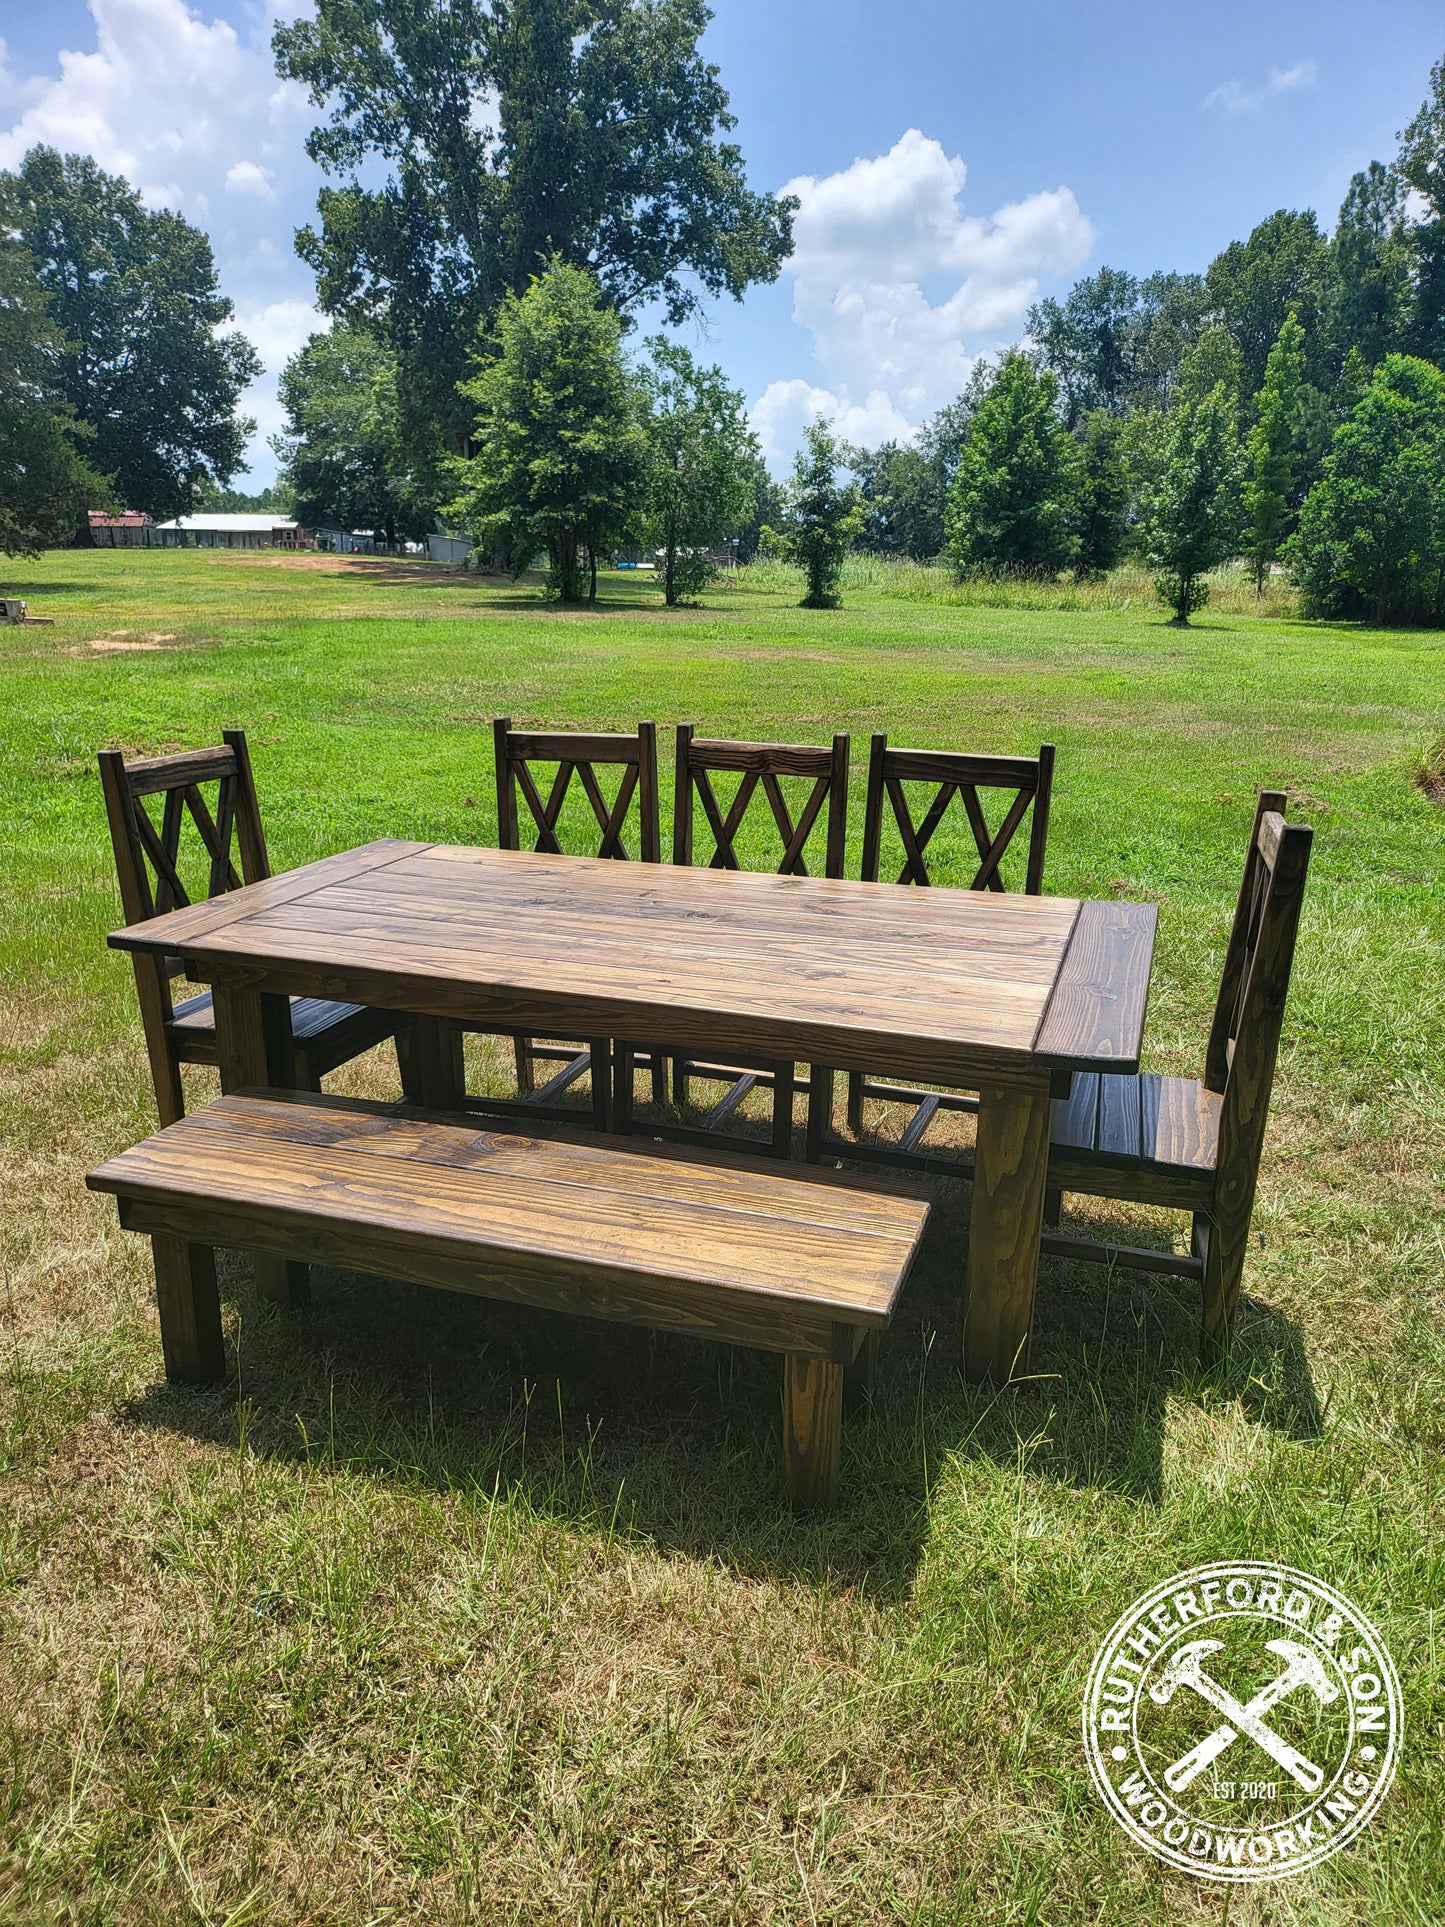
[88, 1091, 929, 1330]
[108, 842, 1155, 1079]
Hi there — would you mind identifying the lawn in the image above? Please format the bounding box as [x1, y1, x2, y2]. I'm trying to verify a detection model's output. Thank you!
[1, 547, 1442, 1924]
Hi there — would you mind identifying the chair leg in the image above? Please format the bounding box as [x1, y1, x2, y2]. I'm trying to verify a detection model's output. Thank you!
[589, 1039, 613, 1131]
[771, 1060, 795, 1158]
[513, 1032, 535, 1096]
[673, 1055, 689, 1111]
[805, 1064, 833, 1163]
[148, 1042, 186, 1127]
[151, 1233, 226, 1383]
[782, 1355, 842, 1510]
[650, 1048, 667, 1107]
[846, 1071, 864, 1137]
[613, 1044, 635, 1134]
[290, 1047, 324, 1094]
[1198, 1212, 1249, 1365]
[1044, 1188, 1063, 1226]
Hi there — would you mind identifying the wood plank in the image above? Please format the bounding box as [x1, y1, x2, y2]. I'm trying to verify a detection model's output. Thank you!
[1051, 1070, 1099, 1150]
[1033, 899, 1157, 1070]
[88, 1110, 926, 1317]
[109, 839, 430, 955]
[684, 739, 838, 776]
[1097, 1068, 1143, 1160]
[211, 983, 308, 1307]
[124, 745, 237, 796]
[878, 747, 1043, 788]
[505, 731, 647, 763]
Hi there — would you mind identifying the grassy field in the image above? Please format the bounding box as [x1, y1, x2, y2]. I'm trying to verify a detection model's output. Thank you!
[1, 548, 1442, 1924]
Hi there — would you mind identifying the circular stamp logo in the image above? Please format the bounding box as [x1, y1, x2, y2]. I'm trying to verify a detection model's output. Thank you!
[1083, 1561, 1401, 1881]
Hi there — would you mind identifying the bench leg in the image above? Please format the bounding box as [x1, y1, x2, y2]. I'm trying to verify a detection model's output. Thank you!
[843, 1331, 879, 1412]
[151, 1233, 225, 1383]
[783, 1355, 842, 1510]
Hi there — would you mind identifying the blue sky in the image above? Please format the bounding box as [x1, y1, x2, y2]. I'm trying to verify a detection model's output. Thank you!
[2, 1, 1441, 483]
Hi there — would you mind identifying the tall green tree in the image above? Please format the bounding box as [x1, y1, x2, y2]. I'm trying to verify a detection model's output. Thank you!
[5, 147, 259, 519]
[0, 185, 109, 556]
[1073, 412, 1129, 577]
[1027, 267, 1140, 425]
[1396, 55, 1445, 366]
[274, 0, 795, 453]
[446, 263, 645, 600]
[1205, 209, 1335, 400]
[775, 420, 863, 609]
[1126, 271, 1210, 410]
[637, 340, 756, 605]
[1145, 385, 1243, 624]
[274, 328, 437, 543]
[1289, 354, 1445, 625]
[1243, 310, 1306, 591]
[945, 354, 1078, 575]
[1331, 163, 1413, 370]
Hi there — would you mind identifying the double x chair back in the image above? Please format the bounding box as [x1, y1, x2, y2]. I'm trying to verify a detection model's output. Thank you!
[807, 735, 1057, 1171]
[1041, 792, 1313, 1359]
[475, 718, 663, 1129]
[621, 729, 850, 1158]
[98, 730, 401, 1125]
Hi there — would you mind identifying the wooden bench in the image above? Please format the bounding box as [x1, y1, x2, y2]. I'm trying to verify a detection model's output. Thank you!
[86, 1089, 930, 1509]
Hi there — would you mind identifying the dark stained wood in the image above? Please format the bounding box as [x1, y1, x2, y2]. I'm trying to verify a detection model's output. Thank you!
[1034, 899, 1157, 1069]
[963, 1076, 1053, 1381]
[1043, 797, 1313, 1360]
[211, 981, 309, 1307]
[484, 717, 662, 1129]
[782, 1356, 843, 1510]
[90, 1091, 928, 1505]
[150, 1232, 225, 1382]
[99, 737, 407, 1129]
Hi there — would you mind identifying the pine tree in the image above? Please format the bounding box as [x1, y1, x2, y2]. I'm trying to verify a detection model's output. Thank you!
[1243, 311, 1305, 592]
[776, 421, 863, 609]
[945, 353, 1079, 575]
[1145, 386, 1243, 624]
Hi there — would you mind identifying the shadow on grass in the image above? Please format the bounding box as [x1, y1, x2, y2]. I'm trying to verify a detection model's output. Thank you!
[122, 1169, 1323, 1598]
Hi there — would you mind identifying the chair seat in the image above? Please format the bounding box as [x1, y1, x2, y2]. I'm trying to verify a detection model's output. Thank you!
[167, 991, 396, 1069]
[1048, 1072, 1219, 1208]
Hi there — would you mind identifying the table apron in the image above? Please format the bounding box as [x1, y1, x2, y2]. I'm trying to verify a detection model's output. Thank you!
[191, 956, 1062, 1093]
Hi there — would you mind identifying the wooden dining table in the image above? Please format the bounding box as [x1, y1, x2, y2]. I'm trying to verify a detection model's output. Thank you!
[110, 840, 1157, 1382]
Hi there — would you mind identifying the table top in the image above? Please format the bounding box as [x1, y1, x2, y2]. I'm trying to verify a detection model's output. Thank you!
[112, 840, 1157, 1084]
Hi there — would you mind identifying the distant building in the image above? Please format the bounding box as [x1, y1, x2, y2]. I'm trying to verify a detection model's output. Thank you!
[427, 533, 473, 565]
[154, 514, 306, 549]
[88, 510, 153, 547]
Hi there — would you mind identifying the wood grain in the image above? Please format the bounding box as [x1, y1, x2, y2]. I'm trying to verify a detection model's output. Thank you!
[782, 1356, 843, 1510]
[150, 1232, 225, 1382]
[1033, 898, 1156, 1071]
[963, 1076, 1053, 1382]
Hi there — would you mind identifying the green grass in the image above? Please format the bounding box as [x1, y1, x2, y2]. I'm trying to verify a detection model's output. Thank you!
[1, 547, 1442, 1923]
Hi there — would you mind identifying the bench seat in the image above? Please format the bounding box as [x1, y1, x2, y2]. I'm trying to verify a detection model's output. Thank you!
[87, 1089, 930, 1508]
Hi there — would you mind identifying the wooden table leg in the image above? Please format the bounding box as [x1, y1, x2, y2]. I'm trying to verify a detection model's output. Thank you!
[398, 1015, 466, 1110]
[964, 1075, 1053, 1383]
[782, 1355, 842, 1510]
[212, 980, 309, 1307]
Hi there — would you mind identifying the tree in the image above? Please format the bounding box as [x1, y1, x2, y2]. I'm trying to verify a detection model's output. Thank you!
[1177, 324, 1244, 409]
[1243, 311, 1306, 591]
[0, 185, 109, 556]
[1396, 56, 1445, 366]
[1205, 209, 1335, 400]
[637, 339, 756, 604]
[446, 263, 645, 600]
[1074, 412, 1129, 577]
[1126, 271, 1209, 410]
[945, 354, 1079, 575]
[1331, 163, 1413, 370]
[274, 0, 795, 453]
[1028, 267, 1140, 425]
[1145, 385, 1243, 623]
[774, 420, 863, 608]
[273, 329, 435, 543]
[5, 147, 259, 520]
[1289, 354, 1445, 625]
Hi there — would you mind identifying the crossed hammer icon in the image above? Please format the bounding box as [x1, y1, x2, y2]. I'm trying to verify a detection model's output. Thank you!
[1150, 1637, 1340, 1793]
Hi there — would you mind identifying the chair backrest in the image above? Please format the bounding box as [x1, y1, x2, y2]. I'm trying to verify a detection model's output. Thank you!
[1205, 791, 1313, 1185]
[859, 735, 1055, 893]
[493, 718, 661, 861]
[672, 727, 850, 877]
[99, 729, 270, 926]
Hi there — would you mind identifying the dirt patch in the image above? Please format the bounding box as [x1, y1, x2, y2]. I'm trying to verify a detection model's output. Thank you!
[72, 630, 178, 653]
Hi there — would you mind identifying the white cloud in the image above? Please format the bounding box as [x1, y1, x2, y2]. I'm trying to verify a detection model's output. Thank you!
[0, 1, 324, 483]
[1203, 60, 1318, 115]
[226, 158, 276, 201]
[755, 130, 1094, 467]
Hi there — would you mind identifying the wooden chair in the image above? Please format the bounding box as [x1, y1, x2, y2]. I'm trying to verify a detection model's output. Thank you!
[807, 735, 1055, 1172]
[1040, 792, 1312, 1359]
[466, 718, 663, 1129]
[616, 727, 850, 1157]
[98, 731, 404, 1126]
